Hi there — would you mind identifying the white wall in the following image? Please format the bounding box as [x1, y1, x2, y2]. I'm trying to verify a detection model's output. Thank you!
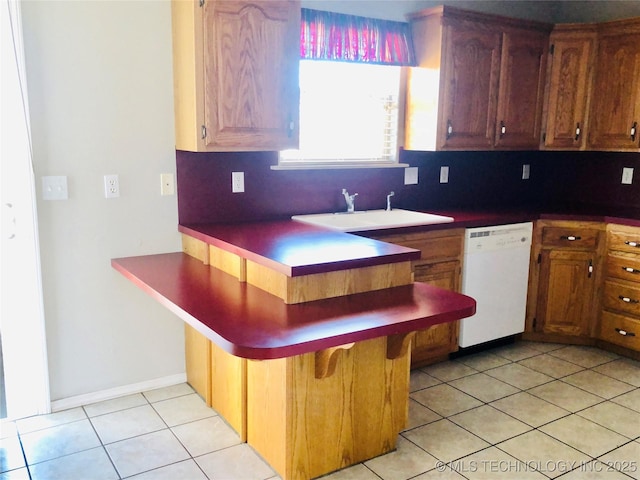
[22, 0, 184, 403]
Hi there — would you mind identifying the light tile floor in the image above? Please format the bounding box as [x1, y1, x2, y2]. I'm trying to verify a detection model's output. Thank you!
[1, 342, 640, 479]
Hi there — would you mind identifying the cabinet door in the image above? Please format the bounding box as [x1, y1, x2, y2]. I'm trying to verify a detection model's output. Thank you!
[587, 33, 640, 150]
[412, 261, 460, 366]
[494, 29, 548, 149]
[536, 249, 595, 336]
[203, 1, 300, 149]
[542, 30, 596, 150]
[438, 21, 501, 150]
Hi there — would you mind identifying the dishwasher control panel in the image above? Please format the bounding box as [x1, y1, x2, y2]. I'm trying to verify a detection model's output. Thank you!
[465, 223, 533, 253]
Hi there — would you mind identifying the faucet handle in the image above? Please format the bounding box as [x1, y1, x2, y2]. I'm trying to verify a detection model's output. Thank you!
[386, 191, 395, 211]
[342, 188, 358, 212]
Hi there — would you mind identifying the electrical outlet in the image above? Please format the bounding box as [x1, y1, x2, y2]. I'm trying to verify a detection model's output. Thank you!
[160, 173, 175, 196]
[622, 167, 634, 185]
[404, 167, 418, 185]
[232, 171, 244, 193]
[440, 166, 449, 184]
[104, 174, 120, 198]
[522, 164, 530, 180]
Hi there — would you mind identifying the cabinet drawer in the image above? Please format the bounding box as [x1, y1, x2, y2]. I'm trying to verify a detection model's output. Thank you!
[603, 280, 640, 316]
[606, 255, 640, 283]
[609, 229, 640, 254]
[373, 231, 463, 262]
[600, 310, 640, 351]
[541, 227, 599, 249]
[414, 261, 460, 291]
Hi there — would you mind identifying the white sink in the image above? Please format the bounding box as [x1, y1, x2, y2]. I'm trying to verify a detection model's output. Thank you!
[291, 209, 455, 232]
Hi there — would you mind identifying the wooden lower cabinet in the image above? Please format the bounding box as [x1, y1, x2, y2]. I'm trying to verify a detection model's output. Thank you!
[246, 336, 411, 480]
[184, 324, 247, 440]
[369, 229, 464, 367]
[535, 249, 596, 336]
[597, 224, 640, 356]
[412, 261, 460, 365]
[525, 220, 604, 342]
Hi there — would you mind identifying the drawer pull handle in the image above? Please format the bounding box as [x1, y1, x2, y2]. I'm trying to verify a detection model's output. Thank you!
[560, 235, 581, 241]
[619, 295, 639, 304]
[615, 328, 636, 337]
[625, 241, 640, 248]
[622, 266, 640, 274]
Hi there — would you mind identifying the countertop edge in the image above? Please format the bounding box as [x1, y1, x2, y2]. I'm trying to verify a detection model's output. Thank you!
[112, 253, 476, 360]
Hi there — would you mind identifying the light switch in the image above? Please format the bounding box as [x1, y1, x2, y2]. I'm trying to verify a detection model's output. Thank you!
[404, 167, 418, 185]
[42, 176, 68, 200]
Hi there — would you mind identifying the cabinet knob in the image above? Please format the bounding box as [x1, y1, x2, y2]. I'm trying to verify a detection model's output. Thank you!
[631, 121, 638, 142]
[446, 120, 453, 139]
[500, 121, 506, 137]
[619, 295, 639, 304]
[615, 328, 636, 337]
[574, 123, 581, 141]
[560, 235, 581, 241]
[625, 241, 640, 248]
[622, 266, 640, 274]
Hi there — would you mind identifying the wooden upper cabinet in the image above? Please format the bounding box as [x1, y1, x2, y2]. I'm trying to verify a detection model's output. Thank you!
[587, 20, 640, 151]
[172, 0, 300, 152]
[541, 26, 597, 150]
[438, 20, 502, 150]
[405, 6, 551, 151]
[494, 29, 548, 149]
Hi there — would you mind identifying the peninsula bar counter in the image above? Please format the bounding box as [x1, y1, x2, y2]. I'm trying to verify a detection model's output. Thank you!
[112, 221, 476, 480]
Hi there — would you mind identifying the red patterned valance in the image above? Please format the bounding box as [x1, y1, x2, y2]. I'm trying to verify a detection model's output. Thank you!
[300, 9, 415, 66]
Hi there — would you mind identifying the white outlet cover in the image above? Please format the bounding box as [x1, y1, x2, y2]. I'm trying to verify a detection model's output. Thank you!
[622, 167, 634, 185]
[522, 164, 530, 180]
[160, 173, 175, 196]
[404, 167, 418, 185]
[440, 166, 449, 184]
[42, 175, 68, 200]
[104, 174, 120, 198]
[232, 171, 245, 193]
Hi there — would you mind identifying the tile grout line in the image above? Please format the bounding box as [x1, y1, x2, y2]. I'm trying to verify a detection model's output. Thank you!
[403, 347, 640, 480]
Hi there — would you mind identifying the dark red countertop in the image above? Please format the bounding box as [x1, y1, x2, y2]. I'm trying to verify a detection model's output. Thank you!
[179, 221, 421, 277]
[112, 253, 476, 360]
[179, 208, 640, 279]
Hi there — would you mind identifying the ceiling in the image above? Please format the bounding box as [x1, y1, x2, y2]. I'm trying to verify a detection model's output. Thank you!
[301, 0, 640, 24]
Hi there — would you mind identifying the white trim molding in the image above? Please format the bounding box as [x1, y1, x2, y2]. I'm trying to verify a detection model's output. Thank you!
[50, 373, 187, 413]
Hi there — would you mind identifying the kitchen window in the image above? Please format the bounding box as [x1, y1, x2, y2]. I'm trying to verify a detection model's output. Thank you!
[274, 9, 414, 170]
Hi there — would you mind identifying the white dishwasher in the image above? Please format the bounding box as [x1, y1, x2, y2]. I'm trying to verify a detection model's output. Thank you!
[459, 222, 533, 348]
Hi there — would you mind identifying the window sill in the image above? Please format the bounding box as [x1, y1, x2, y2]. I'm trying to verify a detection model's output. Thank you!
[271, 162, 410, 171]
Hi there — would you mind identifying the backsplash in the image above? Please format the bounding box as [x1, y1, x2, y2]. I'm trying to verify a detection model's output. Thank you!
[176, 149, 640, 225]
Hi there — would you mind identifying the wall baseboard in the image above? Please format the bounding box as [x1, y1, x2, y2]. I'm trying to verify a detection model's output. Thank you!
[50, 373, 187, 412]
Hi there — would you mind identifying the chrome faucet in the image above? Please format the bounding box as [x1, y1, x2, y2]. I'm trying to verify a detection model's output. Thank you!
[386, 191, 395, 211]
[342, 188, 358, 213]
